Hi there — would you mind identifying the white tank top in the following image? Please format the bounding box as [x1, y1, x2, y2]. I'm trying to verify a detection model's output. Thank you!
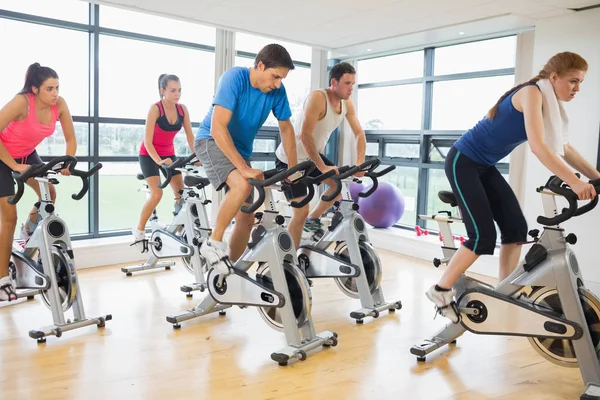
[276, 89, 347, 164]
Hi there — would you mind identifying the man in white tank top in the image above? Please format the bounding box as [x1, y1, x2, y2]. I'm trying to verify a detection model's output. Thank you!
[275, 62, 366, 248]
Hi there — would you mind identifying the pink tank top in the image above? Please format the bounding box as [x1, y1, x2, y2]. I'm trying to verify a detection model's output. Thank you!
[0, 93, 59, 158]
[139, 102, 184, 157]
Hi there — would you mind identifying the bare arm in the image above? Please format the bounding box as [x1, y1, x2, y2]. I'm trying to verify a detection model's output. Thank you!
[0, 95, 27, 169]
[520, 86, 595, 199]
[299, 91, 330, 172]
[181, 104, 195, 154]
[562, 144, 600, 180]
[143, 105, 163, 164]
[57, 97, 76, 156]
[345, 98, 366, 166]
[278, 119, 297, 168]
[211, 105, 250, 172]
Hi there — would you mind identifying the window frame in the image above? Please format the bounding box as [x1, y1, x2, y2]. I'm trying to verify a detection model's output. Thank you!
[357, 40, 515, 231]
[0, 4, 215, 240]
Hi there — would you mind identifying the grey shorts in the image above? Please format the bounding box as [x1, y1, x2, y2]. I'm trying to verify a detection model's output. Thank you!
[194, 138, 254, 204]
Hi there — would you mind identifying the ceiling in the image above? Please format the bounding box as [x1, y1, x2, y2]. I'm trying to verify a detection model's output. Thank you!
[89, 0, 599, 58]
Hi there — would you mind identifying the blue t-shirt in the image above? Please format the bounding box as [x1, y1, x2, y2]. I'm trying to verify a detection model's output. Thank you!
[196, 67, 292, 159]
[455, 83, 540, 166]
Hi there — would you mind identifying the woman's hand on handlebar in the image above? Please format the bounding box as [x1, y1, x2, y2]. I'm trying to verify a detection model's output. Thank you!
[60, 166, 71, 176]
[11, 163, 29, 174]
[571, 180, 597, 200]
[158, 158, 173, 166]
[241, 167, 263, 180]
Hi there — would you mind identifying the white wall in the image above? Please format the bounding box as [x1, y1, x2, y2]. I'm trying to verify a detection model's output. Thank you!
[522, 8, 600, 283]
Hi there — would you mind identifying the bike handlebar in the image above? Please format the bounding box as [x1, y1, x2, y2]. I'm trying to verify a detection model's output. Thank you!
[158, 153, 198, 189]
[9, 156, 103, 205]
[536, 175, 600, 226]
[323, 158, 395, 202]
[241, 160, 316, 214]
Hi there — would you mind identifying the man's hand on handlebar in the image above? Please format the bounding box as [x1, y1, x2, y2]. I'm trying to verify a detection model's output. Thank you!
[353, 159, 367, 177]
[241, 167, 264, 180]
[319, 165, 338, 176]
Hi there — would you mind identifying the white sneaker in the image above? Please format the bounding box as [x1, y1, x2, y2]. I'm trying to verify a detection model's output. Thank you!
[200, 239, 232, 275]
[131, 228, 146, 250]
[426, 285, 460, 323]
[0, 275, 17, 302]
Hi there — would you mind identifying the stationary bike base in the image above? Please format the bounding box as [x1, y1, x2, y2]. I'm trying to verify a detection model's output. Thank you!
[166, 294, 231, 327]
[350, 301, 403, 324]
[121, 260, 175, 276]
[271, 331, 338, 366]
[410, 322, 466, 361]
[180, 282, 207, 297]
[15, 289, 40, 301]
[582, 383, 600, 399]
[29, 314, 113, 343]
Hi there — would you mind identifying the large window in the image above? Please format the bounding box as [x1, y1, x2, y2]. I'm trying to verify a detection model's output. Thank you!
[40, 122, 90, 157]
[0, 0, 89, 23]
[357, 36, 516, 232]
[431, 75, 516, 130]
[434, 36, 517, 76]
[358, 85, 423, 130]
[358, 51, 424, 84]
[0, 19, 89, 116]
[0, 3, 216, 239]
[99, 162, 148, 232]
[1, 3, 309, 239]
[99, 35, 214, 119]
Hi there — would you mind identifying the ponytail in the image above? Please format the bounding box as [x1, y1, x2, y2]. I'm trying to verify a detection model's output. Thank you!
[486, 76, 542, 119]
[158, 74, 180, 100]
[486, 51, 588, 120]
[19, 62, 59, 95]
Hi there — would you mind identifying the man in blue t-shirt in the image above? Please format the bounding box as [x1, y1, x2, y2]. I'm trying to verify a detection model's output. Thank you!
[194, 43, 298, 275]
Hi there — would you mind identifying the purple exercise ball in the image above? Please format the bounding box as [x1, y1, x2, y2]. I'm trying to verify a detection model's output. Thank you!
[349, 181, 366, 202]
[357, 182, 405, 228]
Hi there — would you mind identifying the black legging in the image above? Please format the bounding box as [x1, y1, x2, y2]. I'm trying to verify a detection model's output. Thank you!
[445, 146, 527, 255]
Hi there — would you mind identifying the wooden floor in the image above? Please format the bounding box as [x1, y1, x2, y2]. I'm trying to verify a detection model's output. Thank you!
[0, 248, 586, 400]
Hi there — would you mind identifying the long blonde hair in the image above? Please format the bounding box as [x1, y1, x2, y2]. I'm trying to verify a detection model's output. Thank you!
[486, 51, 588, 119]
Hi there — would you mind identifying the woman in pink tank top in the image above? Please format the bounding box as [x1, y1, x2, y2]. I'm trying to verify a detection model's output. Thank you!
[0, 63, 77, 301]
[132, 74, 195, 246]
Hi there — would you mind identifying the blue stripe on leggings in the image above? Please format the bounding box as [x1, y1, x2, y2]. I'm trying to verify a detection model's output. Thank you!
[452, 150, 479, 252]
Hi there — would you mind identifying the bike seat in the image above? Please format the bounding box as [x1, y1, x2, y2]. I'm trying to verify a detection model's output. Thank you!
[184, 176, 211, 188]
[136, 173, 145, 181]
[438, 190, 458, 207]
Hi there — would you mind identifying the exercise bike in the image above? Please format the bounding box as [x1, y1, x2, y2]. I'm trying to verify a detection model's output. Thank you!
[122, 154, 210, 296]
[166, 160, 339, 366]
[295, 158, 402, 323]
[8, 155, 111, 343]
[411, 176, 600, 400]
